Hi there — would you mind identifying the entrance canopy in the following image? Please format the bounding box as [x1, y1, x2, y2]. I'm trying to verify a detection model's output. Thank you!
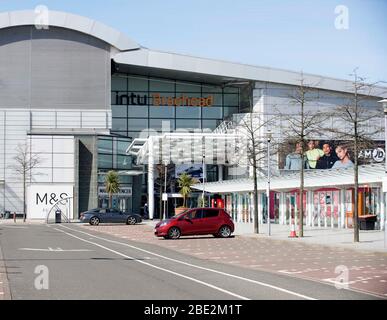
[126, 132, 245, 166]
[192, 164, 385, 193]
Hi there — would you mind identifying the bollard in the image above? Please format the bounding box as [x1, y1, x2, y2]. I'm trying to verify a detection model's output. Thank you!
[13, 212, 16, 223]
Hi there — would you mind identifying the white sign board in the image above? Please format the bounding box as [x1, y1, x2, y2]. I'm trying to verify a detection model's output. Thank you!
[27, 184, 74, 219]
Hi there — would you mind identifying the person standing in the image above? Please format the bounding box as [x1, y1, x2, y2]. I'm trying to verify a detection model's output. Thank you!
[305, 140, 324, 169]
[143, 202, 149, 219]
[284, 142, 308, 170]
[332, 145, 354, 169]
[316, 142, 339, 169]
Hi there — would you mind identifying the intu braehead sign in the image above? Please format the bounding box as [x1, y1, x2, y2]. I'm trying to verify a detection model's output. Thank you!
[115, 92, 214, 107]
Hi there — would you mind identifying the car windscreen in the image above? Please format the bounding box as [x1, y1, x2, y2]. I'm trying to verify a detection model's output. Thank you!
[171, 209, 190, 219]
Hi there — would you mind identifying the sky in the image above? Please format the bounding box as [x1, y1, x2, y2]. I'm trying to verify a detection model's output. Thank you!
[1, 0, 386, 82]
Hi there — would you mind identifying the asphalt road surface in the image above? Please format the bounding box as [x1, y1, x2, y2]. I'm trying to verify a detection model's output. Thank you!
[0, 223, 379, 300]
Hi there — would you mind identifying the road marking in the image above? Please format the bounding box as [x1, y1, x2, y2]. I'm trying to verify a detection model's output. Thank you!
[19, 247, 93, 252]
[54, 227, 249, 300]
[58, 225, 316, 300]
[1, 226, 28, 229]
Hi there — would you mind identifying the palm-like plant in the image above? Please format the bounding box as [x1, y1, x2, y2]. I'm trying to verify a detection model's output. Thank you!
[105, 170, 120, 207]
[177, 173, 198, 208]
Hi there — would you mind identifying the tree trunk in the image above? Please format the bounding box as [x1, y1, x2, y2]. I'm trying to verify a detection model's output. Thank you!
[253, 163, 259, 234]
[353, 144, 359, 242]
[109, 193, 112, 208]
[299, 157, 304, 237]
[23, 171, 26, 222]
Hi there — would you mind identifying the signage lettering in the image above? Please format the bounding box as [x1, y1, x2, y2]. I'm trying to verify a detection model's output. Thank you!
[36, 192, 68, 205]
[115, 92, 213, 107]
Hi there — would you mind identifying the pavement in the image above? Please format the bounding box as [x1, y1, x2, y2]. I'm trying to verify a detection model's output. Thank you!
[0, 221, 382, 300]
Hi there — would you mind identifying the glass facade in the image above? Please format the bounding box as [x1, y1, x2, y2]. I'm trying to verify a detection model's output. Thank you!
[97, 136, 134, 212]
[111, 74, 240, 138]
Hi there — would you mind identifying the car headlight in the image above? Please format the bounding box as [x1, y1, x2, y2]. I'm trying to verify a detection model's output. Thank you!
[160, 221, 169, 227]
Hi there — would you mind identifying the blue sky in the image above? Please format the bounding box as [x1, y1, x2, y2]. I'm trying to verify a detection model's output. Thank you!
[1, 0, 386, 82]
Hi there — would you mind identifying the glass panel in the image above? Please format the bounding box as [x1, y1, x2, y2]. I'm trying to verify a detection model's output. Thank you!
[149, 92, 175, 106]
[117, 140, 131, 155]
[149, 78, 175, 91]
[224, 107, 239, 117]
[128, 76, 148, 91]
[117, 155, 132, 169]
[99, 154, 113, 168]
[117, 175, 133, 184]
[149, 106, 175, 118]
[176, 106, 201, 119]
[176, 82, 201, 92]
[223, 94, 239, 106]
[224, 86, 239, 93]
[202, 85, 222, 93]
[176, 119, 201, 129]
[207, 93, 222, 105]
[110, 130, 128, 137]
[202, 119, 218, 130]
[149, 119, 175, 131]
[112, 118, 127, 131]
[98, 138, 112, 154]
[128, 105, 148, 117]
[116, 92, 130, 105]
[202, 106, 222, 119]
[127, 131, 140, 139]
[128, 118, 148, 131]
[111, 92, 117, 105]
[111, 75, 127, 91]
[112, 105, 127, 117]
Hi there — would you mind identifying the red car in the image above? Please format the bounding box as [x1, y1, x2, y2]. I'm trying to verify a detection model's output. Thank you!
[154, 208, 234, 239]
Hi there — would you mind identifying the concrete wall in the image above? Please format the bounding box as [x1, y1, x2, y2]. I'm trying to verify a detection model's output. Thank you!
[0, 25, 111, 215]
[0, 26, 111, 110]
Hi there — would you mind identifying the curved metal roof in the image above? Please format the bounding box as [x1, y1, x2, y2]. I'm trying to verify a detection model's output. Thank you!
[0, 9, 140, 51]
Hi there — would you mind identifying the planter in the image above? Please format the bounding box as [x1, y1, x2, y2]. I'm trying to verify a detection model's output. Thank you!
[174, 207, 188, 215]
[358, 214, 377, 230]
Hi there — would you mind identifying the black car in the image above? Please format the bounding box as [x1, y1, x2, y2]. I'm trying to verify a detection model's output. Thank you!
[80, 208, 142, 226]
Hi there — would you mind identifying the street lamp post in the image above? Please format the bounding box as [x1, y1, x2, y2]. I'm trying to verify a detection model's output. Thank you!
[202, 135, 206, 207]
[163, 161, 168, 220]
[267, 130, 272, 236]
[379, 99, 387, 248]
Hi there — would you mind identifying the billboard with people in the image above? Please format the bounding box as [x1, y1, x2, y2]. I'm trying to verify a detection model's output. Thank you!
[280, 140, 385, 170]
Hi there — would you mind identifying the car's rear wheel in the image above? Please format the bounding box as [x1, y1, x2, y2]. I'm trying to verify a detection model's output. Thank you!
[89, 217, 100, 226]
[126, 216, 137, 225]
[218, 225, 231, 238]
[167, 227, 181, 240]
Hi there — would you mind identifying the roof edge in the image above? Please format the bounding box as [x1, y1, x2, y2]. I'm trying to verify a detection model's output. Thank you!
[0, 9, 140, 51]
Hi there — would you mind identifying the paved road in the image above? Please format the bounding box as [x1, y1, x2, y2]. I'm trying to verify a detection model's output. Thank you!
[0, 223, 379, 300]
[80, 222, 387, 298]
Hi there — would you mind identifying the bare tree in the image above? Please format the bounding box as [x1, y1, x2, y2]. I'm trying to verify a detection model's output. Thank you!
[155, 163, 173, 219]
[11, 142, 41, 222]
[277, 73, 328, 237]
[330, 69, 385, 242]
[232, 81, 277, 234]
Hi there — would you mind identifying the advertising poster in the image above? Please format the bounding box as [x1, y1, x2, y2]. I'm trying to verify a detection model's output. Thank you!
[279, 139, 385, 170]
[175, 164, 203, 182]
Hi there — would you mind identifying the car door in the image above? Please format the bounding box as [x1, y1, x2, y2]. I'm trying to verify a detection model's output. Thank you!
[201, 209, 221, 234]
[98, 208, 108, 222]
[178, 209, 203, 235]
[109, 208, 124, 223]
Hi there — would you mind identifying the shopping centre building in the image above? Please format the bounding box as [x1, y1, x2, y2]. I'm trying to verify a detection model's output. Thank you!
[1, 9, 387, 231]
